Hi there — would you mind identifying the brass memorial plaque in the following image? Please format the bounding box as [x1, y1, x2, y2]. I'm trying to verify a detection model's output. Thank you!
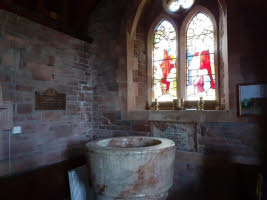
[35, 88, 66, 110]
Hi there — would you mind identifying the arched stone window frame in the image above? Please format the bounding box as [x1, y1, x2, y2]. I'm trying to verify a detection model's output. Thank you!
[146, 4, 229, 110]
[147, 14, 179, 107]
[180, 5, 219, 102]
[124, 0, 229, 118]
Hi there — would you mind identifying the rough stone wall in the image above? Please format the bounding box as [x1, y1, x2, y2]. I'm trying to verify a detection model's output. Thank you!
[0, 10, 96, 176]
[86, 0, 151, 138]
[77, 0, 264, 197]
[86, 0, 264, 197]
[218, 0, 228, 107]
[134, 19, 148, 110]
[140, 0, 264, 197]
[0, 2, 152, 177]
[0, 0, 265, 198]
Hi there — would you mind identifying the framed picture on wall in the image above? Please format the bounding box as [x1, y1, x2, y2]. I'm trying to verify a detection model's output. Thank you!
[238, 83, 267, 116]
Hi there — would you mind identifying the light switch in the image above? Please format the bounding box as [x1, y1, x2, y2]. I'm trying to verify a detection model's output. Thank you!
[12, 126, 22, 135]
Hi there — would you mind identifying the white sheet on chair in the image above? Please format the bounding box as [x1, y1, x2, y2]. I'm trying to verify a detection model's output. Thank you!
[68, 165, 96, 200]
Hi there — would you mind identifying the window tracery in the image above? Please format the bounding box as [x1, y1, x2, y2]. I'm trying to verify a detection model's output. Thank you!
[167, 0, 195, 12]
[149, 6, 220, 108]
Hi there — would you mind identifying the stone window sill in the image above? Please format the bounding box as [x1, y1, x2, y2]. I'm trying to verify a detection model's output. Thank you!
[175, 150, 260, 166]
[124, 109, 234, 122]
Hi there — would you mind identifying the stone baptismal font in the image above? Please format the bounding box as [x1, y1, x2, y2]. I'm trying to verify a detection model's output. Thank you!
[86, 136, 175, 200]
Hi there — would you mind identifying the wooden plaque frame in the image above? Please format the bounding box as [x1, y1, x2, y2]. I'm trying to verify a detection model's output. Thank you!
[35, 88, 66, 110]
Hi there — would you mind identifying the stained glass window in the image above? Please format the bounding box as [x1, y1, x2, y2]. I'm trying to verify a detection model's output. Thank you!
[186, 13, 216, 101]
[168, 0, 195, 12]
[153, 20, 177, 102]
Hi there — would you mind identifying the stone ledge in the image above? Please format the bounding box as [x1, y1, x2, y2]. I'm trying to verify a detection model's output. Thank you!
[124, 110, 245, 123]
[175, 150, 260, 166]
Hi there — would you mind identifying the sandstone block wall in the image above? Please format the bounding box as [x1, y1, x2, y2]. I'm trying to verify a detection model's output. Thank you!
[0, 1, 265, 197]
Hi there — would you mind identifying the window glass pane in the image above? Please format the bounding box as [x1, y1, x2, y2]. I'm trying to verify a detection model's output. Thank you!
[186, 13, 216, 101]
[168, 0, 194, 12]
[153, 20, 177, 102]
[168, 0, 181, 12]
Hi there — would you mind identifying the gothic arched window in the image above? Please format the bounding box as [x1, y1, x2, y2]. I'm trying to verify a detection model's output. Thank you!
[153, 20, 177, 102]
[145, 3, 228, 111]
[186, 13, 216, 100]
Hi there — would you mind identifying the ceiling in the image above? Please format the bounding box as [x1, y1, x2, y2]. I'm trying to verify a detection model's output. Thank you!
[0, 0, 100, 43]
